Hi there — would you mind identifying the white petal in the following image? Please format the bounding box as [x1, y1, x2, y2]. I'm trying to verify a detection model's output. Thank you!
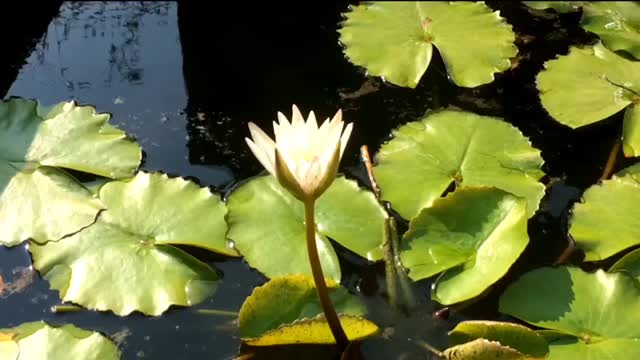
[307, 110, 318, 130]
[339, 122, 353, 158]
[291, 104, 304, 129]
[246, 138, 276, 176]
[249, 122, 276, 153]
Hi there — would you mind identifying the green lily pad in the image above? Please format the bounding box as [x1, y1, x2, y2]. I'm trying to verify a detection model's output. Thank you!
[338, 2, 516, 88]
[238, 275, 379, 345]
[526, 2, 640, 60]
[374, 110, 544, 220]
[400, 187, 529, 305]
[569, 163, 640, 261]
[537, 43, 640, 156]
[0, 98, 141, 246]
[500, 266, 640, 360]
[448, 321, 549, 359]
[0, 321, 120, 360]
[227, 175, 387, 281]
[609, 248, 640, 277]
[30, 171, 231, 316]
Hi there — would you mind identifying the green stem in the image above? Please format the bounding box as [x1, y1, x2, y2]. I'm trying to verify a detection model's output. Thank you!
[382, 218, 399, 309]
[196, 309, 239, 317]
[304, 199, 349, 350]
[51, 304, 84, 313]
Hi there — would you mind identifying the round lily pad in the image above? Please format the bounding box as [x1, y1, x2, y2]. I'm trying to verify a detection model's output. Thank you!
[500, 266, 640, 360]
[0, 321, 120, 360]
[227, 175, 387, 281]
[238, 275, 379, 345]
[30, 171, 232, 316]
[400, 187, 529, 305]
[374, 110, 544, 220]
[443, 339, 542, 360]
[338, 2, 517, 88]
[0, 98, 142, 246]
[536, 43, 640, 156]
[609, 248, 640, 278]
[570, 163, 640, 261]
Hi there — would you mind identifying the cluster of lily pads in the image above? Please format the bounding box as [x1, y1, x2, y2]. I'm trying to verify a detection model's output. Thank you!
[3, 1, 640, 359]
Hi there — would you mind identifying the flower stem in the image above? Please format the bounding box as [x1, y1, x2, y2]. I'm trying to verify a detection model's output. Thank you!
[304, 199, 349, 349]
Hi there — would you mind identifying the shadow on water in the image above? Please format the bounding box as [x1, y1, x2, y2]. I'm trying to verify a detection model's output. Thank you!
[2, 1, 638, 359]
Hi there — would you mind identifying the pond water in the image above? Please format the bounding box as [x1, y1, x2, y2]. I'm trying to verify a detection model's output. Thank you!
[0, 2, 635, 359]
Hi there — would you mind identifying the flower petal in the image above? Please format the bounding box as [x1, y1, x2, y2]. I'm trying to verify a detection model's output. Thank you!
[339, 122, 353, 158]
[246, 138, 276, 176]
[291, 104, 305, 129]
[307, 110, 318, 131]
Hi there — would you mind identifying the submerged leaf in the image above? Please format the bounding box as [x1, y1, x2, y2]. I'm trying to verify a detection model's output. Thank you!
[374, 110, 544, 220]
[0, 321, 120, 360]
[227, 175, 387, 281]
[400, 187, 529, 304]
[238, 275, 378, 345]
[30, 172, 229, 316]
[0, 98, 141, 246]
[338, 2, 516, 88]
[500, 266, 640, 360]
[570, 163, 640, 261]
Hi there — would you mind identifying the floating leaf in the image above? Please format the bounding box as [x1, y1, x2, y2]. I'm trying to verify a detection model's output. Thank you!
[443, 339, 540, 360]
[400, 187, 529, 304]
[30, 172, 231, 316]
[227, 175, 387, 281]
[238, 275, 378, 345]
[570, 163, 640, 261]
[338, 2, 516, 88]
[374, 110, 544, 220]
[0, 321, 120, 360]
[500, 266, 640, 360]
[609, 248, 640, 278]
[537, 43, 640, 156]
[0, 98, 141, 246]
[448, 321, 549, 359]
[526, 2, 640, 60]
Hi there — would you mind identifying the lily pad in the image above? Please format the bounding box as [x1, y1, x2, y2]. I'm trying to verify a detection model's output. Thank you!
[448, 321, 549, 359]
[500, 266, 640, 360]
[0, 321, 120, 360]
[338, 2, 517, 88]
[227, 175, 387, 281]
[537, 43, 640, 156]
[374, 110, 544, 220]
[400, 187, 529, 304]
[610, 248, 640, 277]
[569, 163, 640, 261]
[526, 2, 640, 60]
[238, 275, 379, 345]
[30, 171, 231, 316]
[0, 98, 142, 246]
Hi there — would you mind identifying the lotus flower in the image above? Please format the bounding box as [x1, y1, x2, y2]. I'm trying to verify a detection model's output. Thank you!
[245, 105, 353, 201]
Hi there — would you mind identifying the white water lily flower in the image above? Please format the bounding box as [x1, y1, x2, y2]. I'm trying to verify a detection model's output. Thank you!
[245, 105, 353, 201]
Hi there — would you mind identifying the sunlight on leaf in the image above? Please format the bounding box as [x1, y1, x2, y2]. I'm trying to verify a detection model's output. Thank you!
[400, 187, 529, 304]
[500, 266, 640, 360]
[448, 321, 548, 359]
[30, 171, 229, 316]
[339, 2, 516, 88]
[0, 321, 120, 360]
[374, 110, 544, 220]
[238, 275, 378, 345]
[227, 175, 387, 281]
[570, 163, 640, 261]
[0, 98, 141, 246]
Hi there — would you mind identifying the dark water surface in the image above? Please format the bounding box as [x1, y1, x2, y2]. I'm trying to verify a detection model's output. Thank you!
[0, 2, 634, 359]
